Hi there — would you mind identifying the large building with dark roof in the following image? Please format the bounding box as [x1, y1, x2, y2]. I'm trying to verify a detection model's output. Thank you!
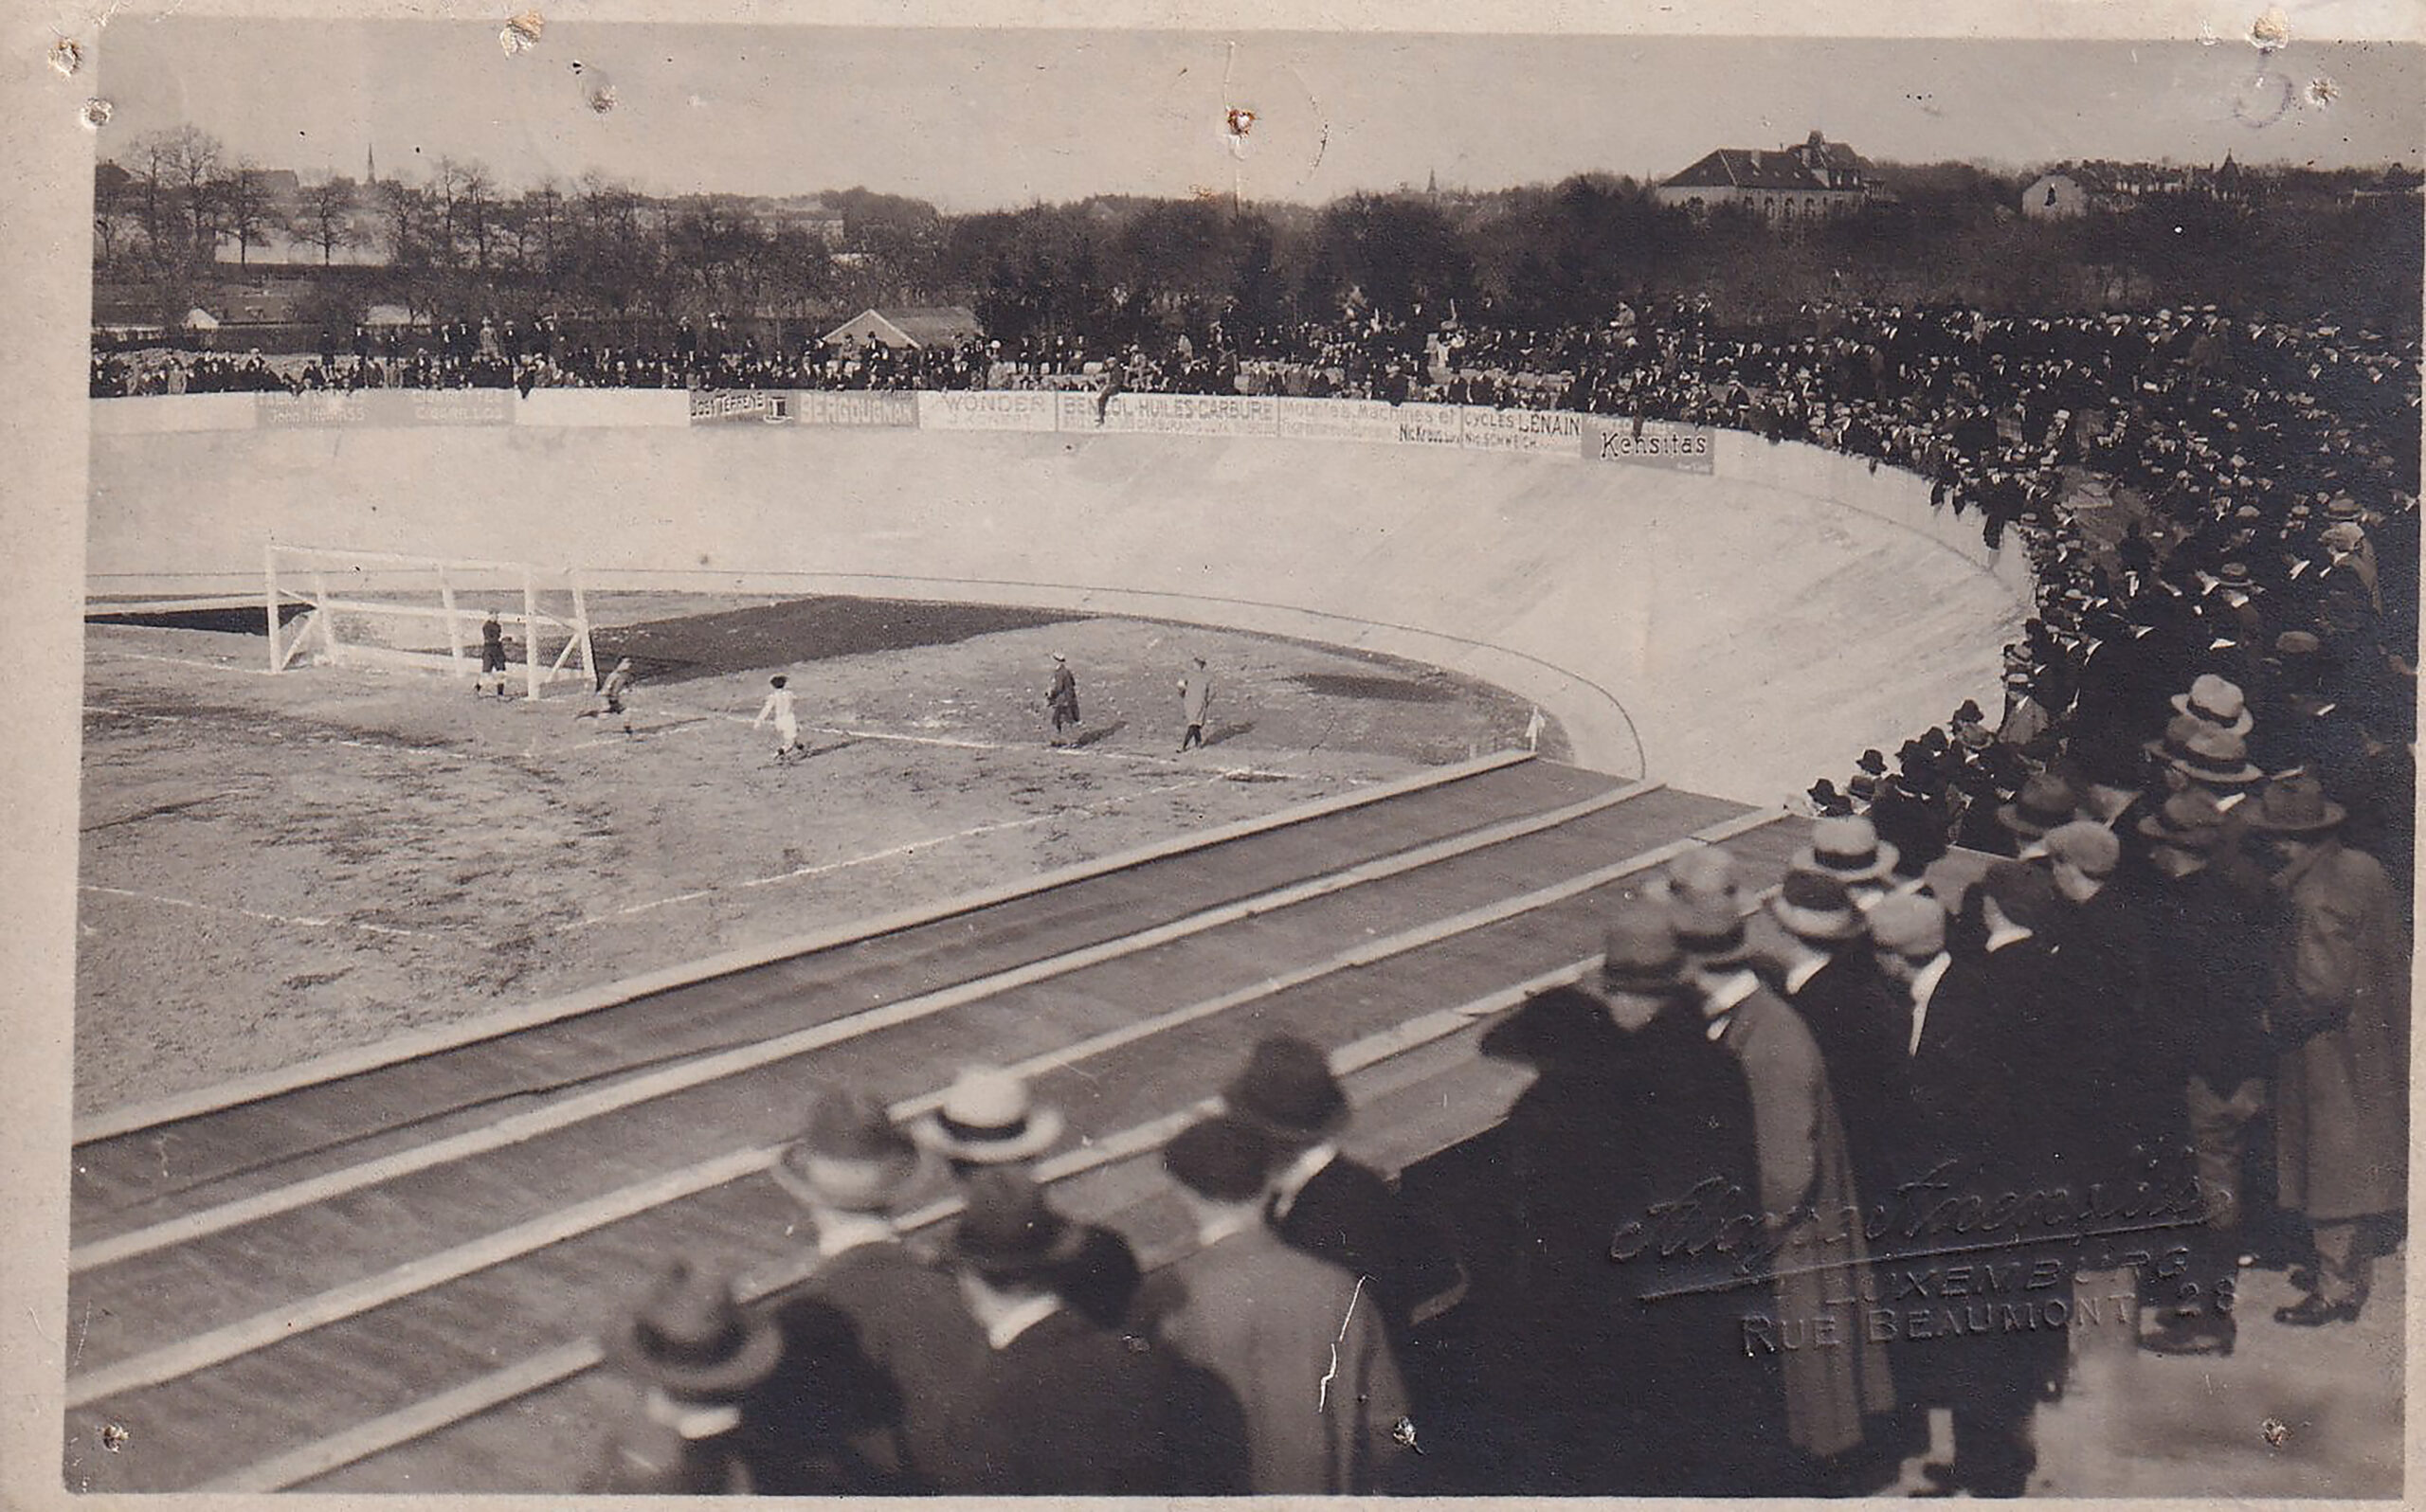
[1655, 130, 1874, 225]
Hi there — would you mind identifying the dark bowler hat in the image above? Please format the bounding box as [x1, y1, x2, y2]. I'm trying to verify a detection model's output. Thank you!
[772, 1088, 926, 1213]
[1998, 772, 2080, 838]
[2138, 789, 2229, 851]
[1980, 860, 2057, 930]
[2245, 772, 2346, 835]
[1767, 868, 1866, 944]
[604, 1258, 783, 1402]
[1162, 1115, 1277, 1203]
[1600, 905, 1686, 995]
[949, 1169, 1086, 1283]
[1222, 1035, 1349, 1145]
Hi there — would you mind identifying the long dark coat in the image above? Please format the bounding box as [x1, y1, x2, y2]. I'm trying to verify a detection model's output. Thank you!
[2272, 837, 2409, 1219]
[1718, 986, 1896, 1461]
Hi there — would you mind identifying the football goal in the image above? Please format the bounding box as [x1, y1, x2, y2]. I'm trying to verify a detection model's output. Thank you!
[264, 543, 597, 698]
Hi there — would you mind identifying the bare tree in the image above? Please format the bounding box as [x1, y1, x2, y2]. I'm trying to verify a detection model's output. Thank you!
[218, 167, 281, 269]
[126, 125, 227, 267]
[291, 177, 367, 265]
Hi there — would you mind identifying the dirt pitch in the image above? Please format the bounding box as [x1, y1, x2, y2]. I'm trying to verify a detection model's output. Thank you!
[75, 594, 1548, 1116]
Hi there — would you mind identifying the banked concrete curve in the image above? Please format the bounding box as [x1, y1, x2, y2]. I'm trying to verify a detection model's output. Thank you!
[87, 392, 2030, 803]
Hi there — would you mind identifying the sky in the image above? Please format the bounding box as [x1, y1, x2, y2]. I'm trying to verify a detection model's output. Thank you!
[92, 22, 2425, 208]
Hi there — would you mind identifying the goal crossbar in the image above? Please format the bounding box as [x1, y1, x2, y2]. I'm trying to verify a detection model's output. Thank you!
[265, 544, 596, 699]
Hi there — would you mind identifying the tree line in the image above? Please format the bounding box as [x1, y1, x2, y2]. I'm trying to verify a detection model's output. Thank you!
[95, 125, 2422, 342]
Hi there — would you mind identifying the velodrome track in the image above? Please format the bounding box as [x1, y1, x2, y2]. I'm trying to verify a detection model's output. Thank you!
[89, 391, 2029, 803]
[70, 394, 2027, 1489]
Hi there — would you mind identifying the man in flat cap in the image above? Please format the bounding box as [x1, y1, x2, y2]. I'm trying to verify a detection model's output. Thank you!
[2249, 775, 2408, 1326]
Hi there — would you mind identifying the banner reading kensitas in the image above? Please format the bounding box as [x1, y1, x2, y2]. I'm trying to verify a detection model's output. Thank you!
[1583, 415, 1717, 473]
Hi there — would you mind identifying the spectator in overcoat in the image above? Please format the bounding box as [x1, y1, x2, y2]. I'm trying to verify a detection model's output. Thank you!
[2250, 775, 2410, 1326]
[1144, 1116, 1413, 1494]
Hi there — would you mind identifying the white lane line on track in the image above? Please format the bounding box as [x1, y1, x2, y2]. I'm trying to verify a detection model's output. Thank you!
[562, 772, 1240, 929]
[76, 885, 442, 942]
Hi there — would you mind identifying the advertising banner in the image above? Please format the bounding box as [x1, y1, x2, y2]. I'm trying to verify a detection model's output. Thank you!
[1276, 397, 1465, 446]
[1059, 390, 1279, 437]
[1460, 406, 1587, 456]
[916, 389, 1060, 432]
[257, 388, 516, 427]
[790, 390, 918, 427]
[687, 389, 793, 424]
[1583, 415, 1717, 473]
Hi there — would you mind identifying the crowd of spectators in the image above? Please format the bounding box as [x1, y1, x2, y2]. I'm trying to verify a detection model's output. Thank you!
[90, 297, 2417, 1496]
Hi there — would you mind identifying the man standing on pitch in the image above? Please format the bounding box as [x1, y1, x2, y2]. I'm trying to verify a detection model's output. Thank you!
[1178, 656, 1213, 752]
[1044, 653, 1081, 747]
[478, 610, 512, 697]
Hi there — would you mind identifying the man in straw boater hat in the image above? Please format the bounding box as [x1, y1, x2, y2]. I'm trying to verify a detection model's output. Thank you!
[1145, 1116, 1414, 1495]
[2130, 792, 2283, 1358]
[2244, 773, 2408, 1327]
[911, 1066, 1140, 1330]
[1476, 900, 1772, 1494]
[1751, 868, 1907, 1250]
[926, 1168, 1247, 1495]
[586, 1258, 784, 1494]
[1668, 867, 1894, 1492]
[1217, 1035, 1460, 1355]
[1792, 813, 1901, 912]
[744, 1087, 976, 1493]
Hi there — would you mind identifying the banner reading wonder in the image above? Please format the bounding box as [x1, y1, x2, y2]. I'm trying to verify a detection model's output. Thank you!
[1583, 416, 1716, 473]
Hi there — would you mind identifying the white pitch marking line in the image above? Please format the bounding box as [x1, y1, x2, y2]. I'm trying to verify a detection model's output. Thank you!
[84, 647, 278, 675]
[77, 884, 441, 941]
[559, 772, 1238, 930]
[82, 705, 185, 723]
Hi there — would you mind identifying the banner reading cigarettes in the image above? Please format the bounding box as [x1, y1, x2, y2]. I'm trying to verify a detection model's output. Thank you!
[257, 389, 516, 428]
[1583, 416, 1717, 473]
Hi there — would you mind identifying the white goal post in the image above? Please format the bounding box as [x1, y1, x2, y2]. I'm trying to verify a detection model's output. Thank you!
[264, 543, 597, 699]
